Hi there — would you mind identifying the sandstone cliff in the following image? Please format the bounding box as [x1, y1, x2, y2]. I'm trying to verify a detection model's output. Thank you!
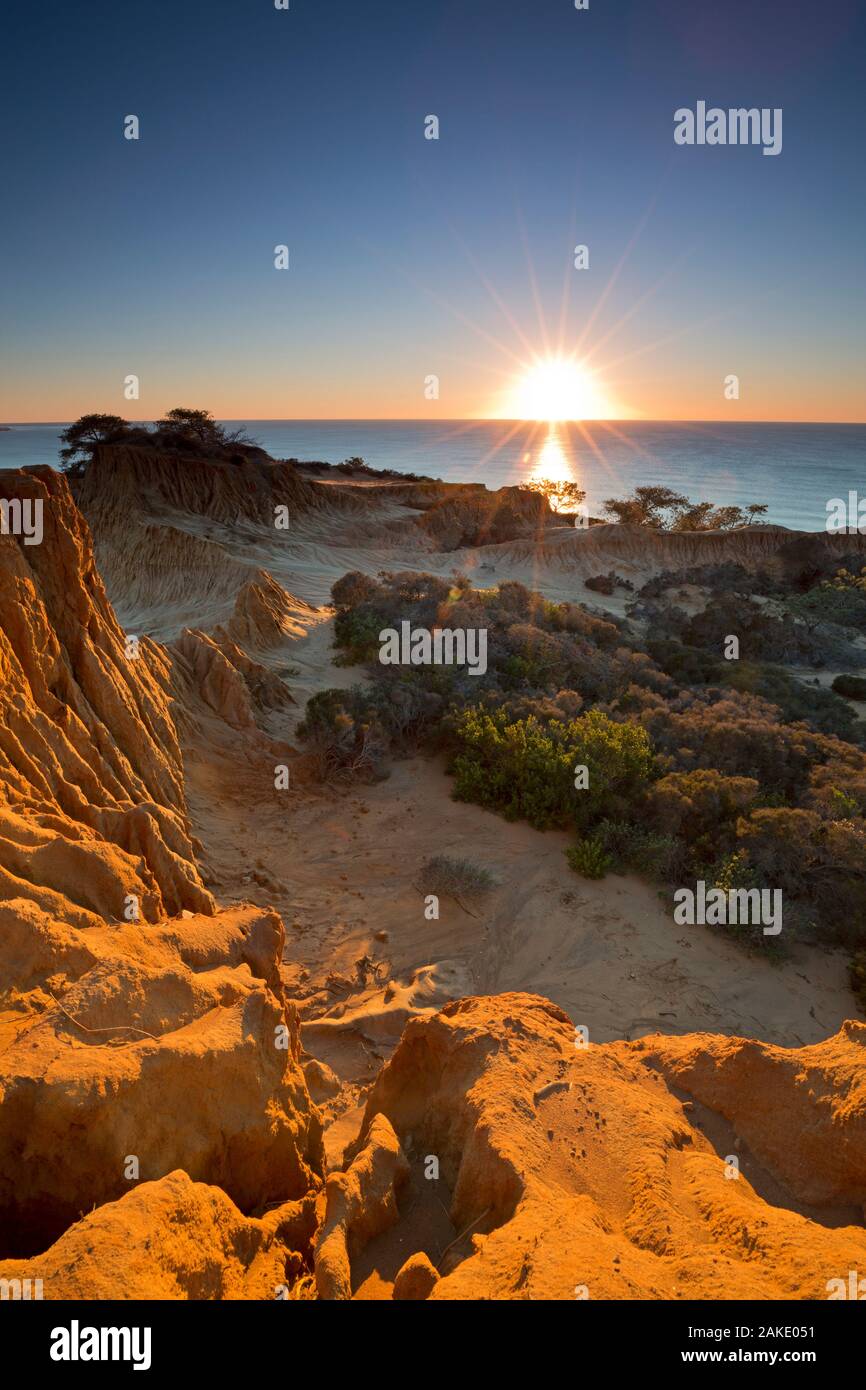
[0, 468, 324, 1277]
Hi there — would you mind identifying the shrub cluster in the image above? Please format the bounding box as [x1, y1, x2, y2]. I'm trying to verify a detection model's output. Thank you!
[300, 568, 866, 964]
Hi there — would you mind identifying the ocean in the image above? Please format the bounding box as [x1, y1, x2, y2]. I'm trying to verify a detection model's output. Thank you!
[2, 419, 864, 533]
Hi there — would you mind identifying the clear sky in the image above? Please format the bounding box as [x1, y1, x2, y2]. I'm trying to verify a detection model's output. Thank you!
[2, 0, 864, 423]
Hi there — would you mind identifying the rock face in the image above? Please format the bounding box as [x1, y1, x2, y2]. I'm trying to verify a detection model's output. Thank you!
[75, 443, 348, 530]
[315, 1114, 410, 1300]
[172, 627, 294, 735]
[393, 1251, 439, 1301]
[455, 520, 866, 584]
[0, 1170, 318, 1300]
[634, 1024, 866, 1210]
[345, 994, 866, 1300]
[415, 486, 554, 551]
[0, 469, 323, 1272]
[0, 903, 323, 1255]
[0, 468, 212, 923]
[224, 570, 317, 650]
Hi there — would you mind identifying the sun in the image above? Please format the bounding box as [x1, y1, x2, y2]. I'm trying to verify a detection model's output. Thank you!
[507, 356, 611, 421]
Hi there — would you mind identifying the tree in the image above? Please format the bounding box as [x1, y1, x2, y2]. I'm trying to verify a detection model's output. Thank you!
[671, 503, 752, 532]
[59, 414, 130, 474]
[153, 407, 258, 456]
[602, 486, 688, 528]
[602, 486, 768, 533]
[519, 477, 586, 515]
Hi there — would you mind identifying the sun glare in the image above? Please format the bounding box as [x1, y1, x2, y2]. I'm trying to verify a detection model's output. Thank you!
[508, 357, 611, 421]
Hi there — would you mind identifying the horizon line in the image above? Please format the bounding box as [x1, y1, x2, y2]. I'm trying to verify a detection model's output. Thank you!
[2, 416, 865, 428]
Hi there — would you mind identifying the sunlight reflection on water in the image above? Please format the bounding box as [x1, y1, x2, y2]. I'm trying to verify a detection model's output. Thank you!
[528, 427, 578, 488]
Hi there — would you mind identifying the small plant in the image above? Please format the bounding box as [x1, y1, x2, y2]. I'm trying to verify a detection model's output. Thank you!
[566, 838, 611, 880]
[418, 855, 497, 910]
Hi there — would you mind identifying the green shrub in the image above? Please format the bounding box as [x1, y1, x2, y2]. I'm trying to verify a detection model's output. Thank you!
[297, 689, 385, 779]
[566, 839, 612, 879]
[787, 573, 866, 632]
[332, 608, 388, 664]
[713, 849, 759, 893]
[450, 706, 654, 831]
[593, 818, 680, 879]
[832, 674, 866, 700]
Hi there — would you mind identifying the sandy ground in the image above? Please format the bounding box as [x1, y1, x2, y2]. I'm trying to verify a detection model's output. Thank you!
[182, 726, 858, 1179]
[185, 741, 856, 1060]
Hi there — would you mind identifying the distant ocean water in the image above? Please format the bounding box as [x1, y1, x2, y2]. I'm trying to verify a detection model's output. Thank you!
[2, 419, 864, 533]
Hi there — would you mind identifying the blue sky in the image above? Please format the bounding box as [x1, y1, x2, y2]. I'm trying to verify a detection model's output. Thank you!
[2, 0, 864, 420]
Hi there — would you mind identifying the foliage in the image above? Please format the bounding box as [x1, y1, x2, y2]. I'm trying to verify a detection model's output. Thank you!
[601, 486, 767, 532]
[591, 818, 680, 879]
[519, 476, 586, 515]
[733, 808, 866, 947]
[449, 706, 654, 831]
[786, 570, 866, 632]
[152, 407, 258, 456]
[566, 838, 612, 879]
[302, 565, 866, 974]
[332, 607, 389, 664]
[832, 673, 866, 700]
[850, 952, 866, 1012]
[59, 414, 130, 474]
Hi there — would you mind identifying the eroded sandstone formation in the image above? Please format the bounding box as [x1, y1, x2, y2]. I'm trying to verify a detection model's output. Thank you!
[343, 994, 866, 1300]
[0, 469, 323, 1271]
[0, 468, 211, 922]
[0, 1170, 318, 1300]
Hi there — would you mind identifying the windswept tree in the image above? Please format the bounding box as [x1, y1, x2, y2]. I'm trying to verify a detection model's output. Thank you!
[603, 486, 769, 532]
[602, 486, 689, 529]
[519, 477, 587, 516]
[59, 406, 263, 478]
[153, 407, 258, 455]
[670, 502, 770, 532]
[59, 414, 130, 474]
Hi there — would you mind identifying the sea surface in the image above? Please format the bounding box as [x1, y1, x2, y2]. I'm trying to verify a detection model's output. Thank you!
[2, 419, 864, 533]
